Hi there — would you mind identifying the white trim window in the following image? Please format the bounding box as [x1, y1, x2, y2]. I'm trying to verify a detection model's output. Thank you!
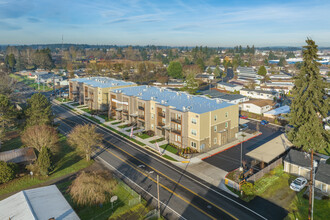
[191, 129, 197, 136]
[214, 126, 217, 132]
[191, 141, 197, 148]
[214, 115, 217, 121]
[225, 122, 228, 128]
[191, 118, 197, 124]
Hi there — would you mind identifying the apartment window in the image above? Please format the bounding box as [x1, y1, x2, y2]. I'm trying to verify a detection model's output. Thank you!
[214, 115, 217, 121]
[214, 126, 217, 132]
[151, 124, 154, 129]
[225, 112, 228, 118]
[151, 105, 154, 110]
[162, 118, 166, 124]
[178, 114, 181, 120]
[178, 124, 181, 130]
[151, 114, 154, 119]
[214, 138, 217, 144]
[191, 129, 197, 136]
[225, 122, 228, 128]
[191, 118, 197, 124]
[175, 135, 178, 142]
[191, 141, 197, 148]
[178, 136, 181, 142]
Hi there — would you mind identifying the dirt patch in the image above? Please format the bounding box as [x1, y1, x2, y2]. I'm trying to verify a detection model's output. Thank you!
[5, 131, 20, 139]
[267, 188, 297, 210]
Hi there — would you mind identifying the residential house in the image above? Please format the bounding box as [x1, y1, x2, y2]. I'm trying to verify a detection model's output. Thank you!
[263, 105, 290, 119]
[315, 163, 330, 194]
[236, 67, 260, 82]
[0, 185, 80, 220]
[240, 88, 277, 100]
[201, 89, 249, 104]
[283, 149, 323, 179]
[217, 82, 243, 92]
[69, 77, 136, 111]
[0, 147, 36, 165]
[195, 73, 215, 82]
[109, 86, 239, 152]
[240, 99, 274, 114]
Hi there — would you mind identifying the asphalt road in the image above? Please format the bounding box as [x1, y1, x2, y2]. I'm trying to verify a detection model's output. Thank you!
[203, 120, 283, 172]
[52, 102, 287, 220]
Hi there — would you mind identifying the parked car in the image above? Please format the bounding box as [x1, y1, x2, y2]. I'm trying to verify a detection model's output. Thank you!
[260, 120, 269, 125]
[239, 114, 248, 119]
[290, 177, 308, 192]
[239, 124, 249, 131]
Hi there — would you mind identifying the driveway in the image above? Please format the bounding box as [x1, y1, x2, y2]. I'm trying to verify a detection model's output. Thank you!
[203, 120, 283, 172]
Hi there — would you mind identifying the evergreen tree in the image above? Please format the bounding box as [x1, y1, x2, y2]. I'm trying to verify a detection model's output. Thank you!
[25, 93, 53, 127]
[278, 57, 287, 67]
[37, 146, 52, 176]
[257, 66, 267, 76]
[288, 39, 329, 152]
[0, 94, 15, 148]
[0, 161, 15, 184]
[5, 54, 16, 72]
[167, 61, 183, 79]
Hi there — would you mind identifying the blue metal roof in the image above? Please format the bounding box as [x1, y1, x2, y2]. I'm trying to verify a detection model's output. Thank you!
[70, 77, 135, 88]
[112, 86, 234, 114]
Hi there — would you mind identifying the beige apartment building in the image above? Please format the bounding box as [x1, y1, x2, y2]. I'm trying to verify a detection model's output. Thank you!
[69, 77, 136, 111]
[109, 86, 239, 152]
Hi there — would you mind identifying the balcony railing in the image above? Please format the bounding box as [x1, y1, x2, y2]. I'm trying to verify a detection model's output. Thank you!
[138, 106, 144, 111]
[171, 129, 181, 135]
[138, 115, 145, 120]
[158, 112, 165, 117]
[123, 109, 128, 113]
[157, 122, 165, 127]
[171, 118, 181, 124]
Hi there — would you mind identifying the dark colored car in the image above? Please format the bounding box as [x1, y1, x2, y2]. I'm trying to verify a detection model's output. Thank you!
[239, 114, 248, 119]
[260, 120, 269, 125]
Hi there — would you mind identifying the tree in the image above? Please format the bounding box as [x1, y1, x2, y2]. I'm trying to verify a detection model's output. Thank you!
[268, 51, 278, 60]
[214, 66, 221, 78]
[167, 61, 183, 79]
[25, 93, 53, 127]
[0, 94, 15, 148]
[0, 161, 15, 184]
[206, 67, 212, 74]
[286, 51, 296, 59]
[68, 124, 103, 161]
[5, 54, 16, 72]
[68, 171, 117, 206]
[33, 49, 54, 70]
[288, 39, 329, 151]
[257, 66, 267, 76]
[196, 58, 205, 72]
[21, 124, 58, 152]
[0, 70, 14, 95]
[185, 73, 199, 91]
[213, 56, 220, 66]
[37, 146, 52, 176]
[247, 80, 256, 90]
[278, 57, 287, 67]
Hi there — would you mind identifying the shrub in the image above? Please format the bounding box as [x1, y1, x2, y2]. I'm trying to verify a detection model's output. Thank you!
[0, 161, 15, 184]
[322, 195, 329, 200]
[241, 182, 255, 196]
[68, 171, 117, 206]
[144, 130, 155, 137]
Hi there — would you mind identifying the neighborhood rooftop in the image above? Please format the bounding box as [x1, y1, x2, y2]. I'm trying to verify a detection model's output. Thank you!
[70, 77, 135, 88]
[112, 85, 234, 114]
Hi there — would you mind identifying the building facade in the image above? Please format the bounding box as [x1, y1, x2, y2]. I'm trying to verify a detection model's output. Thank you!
[69, 77, 136, 111]
[109, 86, 239, 152]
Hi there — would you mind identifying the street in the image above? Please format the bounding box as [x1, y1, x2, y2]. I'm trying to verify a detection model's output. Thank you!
[52, 102, 287, 220]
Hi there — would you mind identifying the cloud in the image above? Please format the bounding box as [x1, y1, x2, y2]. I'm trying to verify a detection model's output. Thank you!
[172, 24, 199, 31]
[0, 21, 22, 30]
[0, 0, 32, 19]
[27, 17, 41, 23]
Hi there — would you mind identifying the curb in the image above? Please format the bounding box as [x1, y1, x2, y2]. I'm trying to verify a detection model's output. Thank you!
[201, 132, 262, 160]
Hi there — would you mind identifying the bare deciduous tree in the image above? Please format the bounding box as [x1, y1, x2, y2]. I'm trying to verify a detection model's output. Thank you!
[21, 124, 58, 152]
[68, 171, 117, 206]
[68, 124, 103, 161]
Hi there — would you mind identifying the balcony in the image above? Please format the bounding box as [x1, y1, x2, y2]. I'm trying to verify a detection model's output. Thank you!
[138, 106, 145, 111]
[171, 118, 181, 124]
[157, 122, 165, 127]
[158, 112, 165, 117]
[138, 115, 145, 120]
[171, 129, 181, 135]
[123, 109, 128, 114]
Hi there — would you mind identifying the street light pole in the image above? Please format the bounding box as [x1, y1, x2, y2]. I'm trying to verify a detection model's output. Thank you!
[240, 134, 246, 171]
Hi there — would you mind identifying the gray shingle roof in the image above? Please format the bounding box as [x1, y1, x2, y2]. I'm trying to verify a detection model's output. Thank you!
[315, 163, 330, 184]
[284, 149, 321, 168]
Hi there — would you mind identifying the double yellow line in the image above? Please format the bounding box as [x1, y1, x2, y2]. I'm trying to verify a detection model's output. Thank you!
[58, 116, 238, 220]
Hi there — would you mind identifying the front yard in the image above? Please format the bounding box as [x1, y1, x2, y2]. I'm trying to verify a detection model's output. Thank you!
[236, 165, 330, 219]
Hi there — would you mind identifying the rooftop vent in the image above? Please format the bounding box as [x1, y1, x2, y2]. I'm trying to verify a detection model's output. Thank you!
[161, 100, 165, 104]
[160, 88, 164, 92]
[151, 96, 156, 100]
[216, 99, 222, 104]
[138, 92, 142, 96]
[176, 92, 181, 96]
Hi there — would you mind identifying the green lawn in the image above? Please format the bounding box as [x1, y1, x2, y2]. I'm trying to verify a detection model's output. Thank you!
[159, 144, 178, 154]
[162, 154, 178, 162]
[98, 114, 114, 122]
[0, 135, 92, 197]
[150, 138, 165, 144]
[10, 74, 53, 91]
[56, 97, 70, 102]
[111, 121, 121, 125]
[84, 115, 101, 124]
[137, 133, 151, 139]
[57, 178, 152, 220]
[81, 108, 92, 114]
[101, 125, 145, 146]
[1, 136, 23, 152]
[118, 124, 130, 129]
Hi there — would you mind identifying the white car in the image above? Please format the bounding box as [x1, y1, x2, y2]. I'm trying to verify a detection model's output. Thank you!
[290, 177, 308, 192]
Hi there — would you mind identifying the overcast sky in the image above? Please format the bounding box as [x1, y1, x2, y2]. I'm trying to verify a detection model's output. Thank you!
[1, 0, 330, 47]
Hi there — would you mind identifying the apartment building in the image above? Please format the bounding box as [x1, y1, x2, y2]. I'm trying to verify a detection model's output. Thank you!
[109, 86, 239, 152]
[69, 77, 136, 111]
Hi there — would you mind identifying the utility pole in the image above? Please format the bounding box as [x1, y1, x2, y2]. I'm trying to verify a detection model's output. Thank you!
[157, 174, 160, 219]
[308, 149, 314, 220]
[53, 75, 56, 98]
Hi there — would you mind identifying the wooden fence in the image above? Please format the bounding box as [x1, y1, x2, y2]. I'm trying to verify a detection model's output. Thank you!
[247, 158, 283, 183]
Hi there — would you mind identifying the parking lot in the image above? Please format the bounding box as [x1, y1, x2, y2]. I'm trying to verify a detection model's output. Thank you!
[203, 120, 283, 172]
